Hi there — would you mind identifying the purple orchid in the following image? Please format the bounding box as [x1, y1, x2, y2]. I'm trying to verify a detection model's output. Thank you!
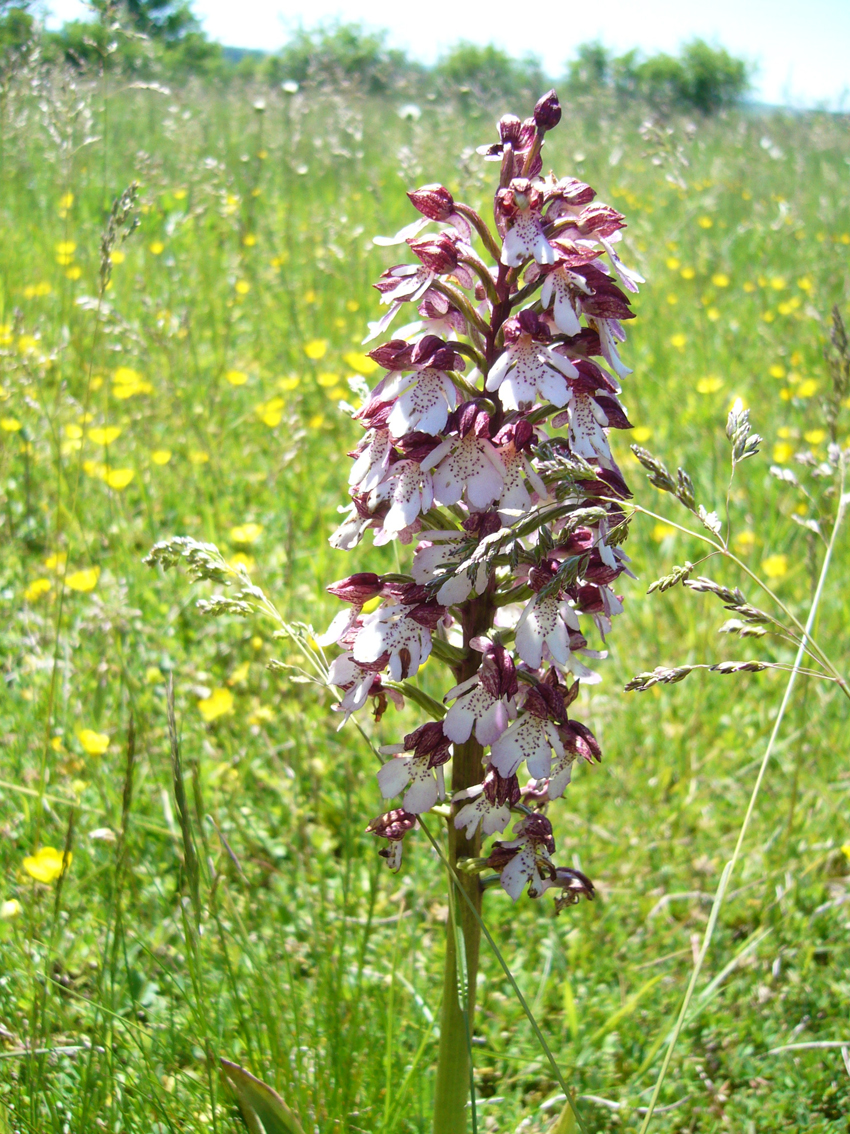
[319, 90, 642, 908]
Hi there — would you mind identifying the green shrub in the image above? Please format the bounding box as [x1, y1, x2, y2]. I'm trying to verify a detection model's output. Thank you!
[267, 21, 409, 93]
[565, 37, 751, 113]
[434, 40, 544, 100]
[677, 38, 751, 113]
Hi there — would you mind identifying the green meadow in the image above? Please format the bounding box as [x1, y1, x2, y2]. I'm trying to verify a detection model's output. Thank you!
[1, 75, 849, 1132]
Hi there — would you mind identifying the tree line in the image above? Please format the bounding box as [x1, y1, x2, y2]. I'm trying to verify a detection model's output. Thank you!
[1, 0, 751, 114]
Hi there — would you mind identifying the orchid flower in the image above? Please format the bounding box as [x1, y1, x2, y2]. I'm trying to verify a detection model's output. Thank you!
[320, 90, 642, 907]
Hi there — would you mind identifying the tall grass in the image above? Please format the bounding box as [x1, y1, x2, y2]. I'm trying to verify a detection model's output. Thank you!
[1, 71, 849, 1131]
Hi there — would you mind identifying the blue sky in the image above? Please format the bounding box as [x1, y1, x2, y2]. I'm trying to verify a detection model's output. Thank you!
[42, 0, 850, 109]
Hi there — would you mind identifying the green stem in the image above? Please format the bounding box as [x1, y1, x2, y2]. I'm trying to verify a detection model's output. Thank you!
[432, 733, 483, 1134]
[432, 590, 493, 1134]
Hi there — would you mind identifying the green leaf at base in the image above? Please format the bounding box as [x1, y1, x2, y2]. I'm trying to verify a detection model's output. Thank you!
[220, 1059, 305, 1134]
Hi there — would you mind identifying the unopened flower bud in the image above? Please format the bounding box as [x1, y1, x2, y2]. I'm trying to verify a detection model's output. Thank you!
[558, 527, 595, 556]
[407, 184, 455, 221]
[327, 572, 383, 605]
[482, 766, 521, 808]
[528, 560, 558, 592]
[462, 510, 501, 538]
[403, 721, 451, 766]
[478, 643, 518, 700]
[533, 89, 561, 132]
[408, 233, 459, 274]
[366, 808, 417, 840]
[498, 114, 522, 145]
[368, 338, 415, 370]
[517, 308, 549, 339]
[559, 720, 601, 762]
[455, 401, 491, 439]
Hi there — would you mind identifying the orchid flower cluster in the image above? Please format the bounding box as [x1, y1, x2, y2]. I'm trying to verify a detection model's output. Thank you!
[321, 90, 643, 909]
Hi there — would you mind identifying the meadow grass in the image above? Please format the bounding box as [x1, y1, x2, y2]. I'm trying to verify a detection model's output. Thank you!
[1, 74, 849, 1132]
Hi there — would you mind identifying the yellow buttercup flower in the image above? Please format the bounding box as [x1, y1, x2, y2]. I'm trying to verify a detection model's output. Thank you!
[255, 397, 285, 427]
[733, 530, 756, 551]
[83, 459, 107, 481]
[151, 449, 172, 465]
[247, 706, 275, 726]
[23, 847, 72, 884]
[198, 687, 234, 722]
[105, 468, 134, 490]
[772, 442, 794, 463]
[761, 554, 788, 579]
[229, 522, 263, 544]
[55, 241, 76, 266]
[77, 729, 109, 756]
[65, 567, 100, 592]
[24, 578, 51, 602]
[343, 351, 379, 376]
[112, 367, 142, 385]
[696, 376, 723, 394]
[304, 339, 327, 360]
[112, 367, 153, 398]
[229, 552, 255, 573]
[228, 661, 250, 685]
[225, 369, 249, 386]
[88, 426, 122, 446]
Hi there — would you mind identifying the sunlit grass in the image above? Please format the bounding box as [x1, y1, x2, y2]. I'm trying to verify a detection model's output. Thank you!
[1, 77, 849, 1131]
